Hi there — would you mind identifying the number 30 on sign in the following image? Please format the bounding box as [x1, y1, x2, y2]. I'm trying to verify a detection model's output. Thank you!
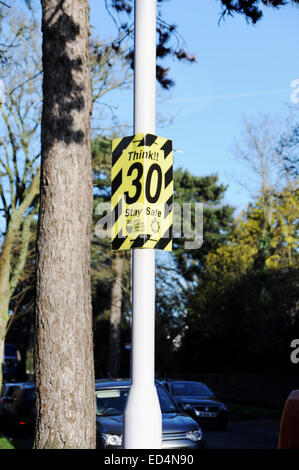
[111, 133, 173, 251]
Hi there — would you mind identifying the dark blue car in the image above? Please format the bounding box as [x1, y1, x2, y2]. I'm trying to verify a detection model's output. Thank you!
[95, 379, 205, 449]
[162, 380, 228, 430]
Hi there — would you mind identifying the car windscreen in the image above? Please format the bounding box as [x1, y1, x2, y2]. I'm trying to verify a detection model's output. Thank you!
[157, 385, 178, 413]
[95, 385, 178, 417]
[96, 388, 129, 416]
[170, 382, 214, 397]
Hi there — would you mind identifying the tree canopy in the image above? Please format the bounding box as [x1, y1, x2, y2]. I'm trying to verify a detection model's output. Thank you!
[217, 0, 299, 23]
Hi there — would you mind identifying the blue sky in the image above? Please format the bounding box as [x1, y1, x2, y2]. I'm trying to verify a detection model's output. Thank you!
[90, 0, 299, 214]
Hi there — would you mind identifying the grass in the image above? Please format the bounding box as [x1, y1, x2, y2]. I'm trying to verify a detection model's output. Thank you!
[0, 434, 15, 449]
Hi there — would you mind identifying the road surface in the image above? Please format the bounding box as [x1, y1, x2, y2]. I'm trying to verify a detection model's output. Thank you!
[204, 419, 280, 449]
[4, 419, 281, 450]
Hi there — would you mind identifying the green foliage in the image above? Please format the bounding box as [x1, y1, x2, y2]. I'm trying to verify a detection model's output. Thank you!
[153, 169, 235, 372]
[206, 185, 299, 277]
[91, 137, 114, 309]
[91, 137, 132, 377]
[173, 168, 234, 281]
[0, 434, 15, 449]
[90, 141, 236, 375]
[178, 185, 299, 375]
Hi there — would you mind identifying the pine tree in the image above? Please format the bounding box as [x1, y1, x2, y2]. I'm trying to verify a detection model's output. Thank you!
[34, 0, 95, 449]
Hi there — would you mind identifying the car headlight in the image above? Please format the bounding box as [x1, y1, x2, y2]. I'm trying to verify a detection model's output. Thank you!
[186, 429, 203, 442]
[102, 433, 122, 447]
[182, 403, 193, 411]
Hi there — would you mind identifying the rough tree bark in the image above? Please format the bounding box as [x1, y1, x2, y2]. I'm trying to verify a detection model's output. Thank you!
[34, 0, 95, 449]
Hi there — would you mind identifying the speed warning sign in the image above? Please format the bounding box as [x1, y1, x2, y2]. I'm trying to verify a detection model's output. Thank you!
[111, 133, 173, 251]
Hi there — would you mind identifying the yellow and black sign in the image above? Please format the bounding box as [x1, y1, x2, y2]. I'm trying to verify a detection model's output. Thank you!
[111, 133, 173, 251]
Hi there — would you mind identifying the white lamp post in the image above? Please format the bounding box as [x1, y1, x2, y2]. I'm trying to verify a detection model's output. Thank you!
[123, 0, 162, 449]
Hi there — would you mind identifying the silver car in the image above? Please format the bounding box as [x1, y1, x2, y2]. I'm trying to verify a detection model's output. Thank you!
[95, 379, 205, 449]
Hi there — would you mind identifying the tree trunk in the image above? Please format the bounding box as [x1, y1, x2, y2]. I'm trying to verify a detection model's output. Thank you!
[0, 227, 16, 392]
[0, 176, 40, 392]
[107, 253, 124, 378]
[34, 0, 95, 449]
[0, 294, 10, 394]
[253, 190, 274, 272]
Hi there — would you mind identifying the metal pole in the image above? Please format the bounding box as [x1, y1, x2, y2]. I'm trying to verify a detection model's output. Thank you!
[123, 0, 162, 449]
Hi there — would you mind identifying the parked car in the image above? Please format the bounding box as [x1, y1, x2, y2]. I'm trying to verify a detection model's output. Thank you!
[161, 380, 228, 430]
[95, 379, 205, 449]
[0, 381, 35, 435]
[2, 344, 21, 381]
[0, 381, 20, 429]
